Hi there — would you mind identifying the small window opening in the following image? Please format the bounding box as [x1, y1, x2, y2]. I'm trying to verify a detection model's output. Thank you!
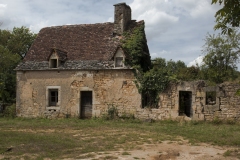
[49, 89, 58, 106]
[50, 59, 58, 68]
[206, 91, 216, 105]
[115, 57, 123, 67]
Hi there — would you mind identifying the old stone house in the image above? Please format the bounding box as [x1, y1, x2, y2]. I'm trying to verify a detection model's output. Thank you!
[16, 3, 151, 118]
[16, 3, 240, 121]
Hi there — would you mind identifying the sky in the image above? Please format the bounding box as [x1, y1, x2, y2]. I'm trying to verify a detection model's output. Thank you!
[0, 0, 222, 66]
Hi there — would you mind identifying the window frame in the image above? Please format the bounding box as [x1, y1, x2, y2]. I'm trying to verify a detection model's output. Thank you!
[46, 86, 61, 110]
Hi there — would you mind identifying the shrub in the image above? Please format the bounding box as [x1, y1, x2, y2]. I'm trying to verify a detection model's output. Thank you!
[2, 104, 16, 118]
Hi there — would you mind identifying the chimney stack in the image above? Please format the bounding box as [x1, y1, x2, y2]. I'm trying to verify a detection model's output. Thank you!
[114, 3, 131, 35]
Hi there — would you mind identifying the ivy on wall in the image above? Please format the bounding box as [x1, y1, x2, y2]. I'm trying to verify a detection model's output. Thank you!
[122, 21, 151, 72]
[121, 22, 167, 107]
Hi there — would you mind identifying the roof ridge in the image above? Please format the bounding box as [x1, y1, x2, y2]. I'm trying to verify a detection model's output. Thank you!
[41, 22, 114, 30]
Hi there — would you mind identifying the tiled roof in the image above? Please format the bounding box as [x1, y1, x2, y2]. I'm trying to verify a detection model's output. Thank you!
[23, 22, 120, 62]
[16, 20, 145, 70]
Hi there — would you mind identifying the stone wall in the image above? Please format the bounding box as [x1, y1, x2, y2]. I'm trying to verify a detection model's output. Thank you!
[136, 81, 240, 121]
[16, 69, 141, 118]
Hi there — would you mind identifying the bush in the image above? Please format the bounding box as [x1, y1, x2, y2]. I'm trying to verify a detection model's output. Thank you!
[2, 104, 16, 118]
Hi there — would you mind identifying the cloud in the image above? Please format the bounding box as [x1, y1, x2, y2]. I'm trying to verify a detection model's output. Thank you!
[151, 50, 172, 59]
[130, 0, 179, 40]
[29, 21, 49, 33]
[187, 56, 203, 67]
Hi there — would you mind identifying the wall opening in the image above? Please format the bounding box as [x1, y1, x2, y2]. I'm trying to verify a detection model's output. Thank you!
[80, 91, 92, 119]
[206, 91, 216, 105]
[142, 93, 150, 108]
[179, 91, 192, 117]
[50, 59, 58, 68]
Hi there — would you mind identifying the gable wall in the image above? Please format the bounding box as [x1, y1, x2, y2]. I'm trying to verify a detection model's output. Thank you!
[16, 69, 141, 118]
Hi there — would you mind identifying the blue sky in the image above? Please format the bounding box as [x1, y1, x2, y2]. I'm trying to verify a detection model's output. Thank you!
[0, 0, 221, 66]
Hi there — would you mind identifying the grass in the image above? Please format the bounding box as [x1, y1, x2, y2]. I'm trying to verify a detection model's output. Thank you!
[0, 118, 240, 159]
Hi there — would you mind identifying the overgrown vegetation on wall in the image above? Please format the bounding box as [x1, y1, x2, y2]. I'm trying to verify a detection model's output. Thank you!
[122, 22, 240, 108]
[122, 23, 183, 107]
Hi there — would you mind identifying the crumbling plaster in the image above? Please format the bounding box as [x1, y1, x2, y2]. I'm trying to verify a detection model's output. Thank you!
[16, 69, 141, 118]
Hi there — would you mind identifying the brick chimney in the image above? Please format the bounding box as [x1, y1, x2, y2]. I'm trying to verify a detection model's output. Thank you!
[114, 3, 131, 35]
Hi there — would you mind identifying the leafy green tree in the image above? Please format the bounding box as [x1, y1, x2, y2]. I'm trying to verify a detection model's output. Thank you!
[201, 29, 240, 83]
[0, 46, 20, 103]
[212, 0, 240, 34]
[6, 27, 37, 59]
[177, 66, 201, 81]
[165, 59, 187, 81]
[0, 27, 36, 105]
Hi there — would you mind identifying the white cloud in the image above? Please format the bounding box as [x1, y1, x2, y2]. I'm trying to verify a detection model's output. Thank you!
[0, 4, 7, 16]
[0, 3, 7, 7]
[151, 50, 172, 59]
[107, 17, 113, 22]
[187, 56, 203, 67]
[29, 20, 49, 33]
[130, 0, 179, 40]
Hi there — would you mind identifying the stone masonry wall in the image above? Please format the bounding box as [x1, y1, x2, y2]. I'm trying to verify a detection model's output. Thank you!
[136, 81, 240, 121]
[16, 69, 141, 118]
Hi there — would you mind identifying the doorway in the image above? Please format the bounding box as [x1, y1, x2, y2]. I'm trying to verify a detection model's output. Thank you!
[80, 91, 92, 119]
[179, 91, 192, 117]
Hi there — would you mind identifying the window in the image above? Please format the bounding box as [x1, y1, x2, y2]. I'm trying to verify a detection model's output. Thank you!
[206, 91, 216, 105]
[50, 59, 58, 68]
[46, 86, 61, 108]
[114, 49, 125, 68]
[115, 57, 123, 67]
[49, 89, 58, 106]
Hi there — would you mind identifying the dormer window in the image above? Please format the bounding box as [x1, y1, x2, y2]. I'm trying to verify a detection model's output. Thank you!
[48, 48, 67, 69]
[115, 57, 123, 67]
[49, 51, 59, 69]
[50, 59, 58, 68]
[114, 48, 125, 68]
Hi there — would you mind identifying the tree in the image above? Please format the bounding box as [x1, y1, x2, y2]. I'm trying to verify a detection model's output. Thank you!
[202, 29, 240, 83]
[0, 46, 20, 104]
[212, 0, 240, 34]
[6, 27, 37, 59]
[0, 27, 36, 105]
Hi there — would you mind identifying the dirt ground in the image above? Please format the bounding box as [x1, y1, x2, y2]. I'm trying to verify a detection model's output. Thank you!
[0, 128, 239, 160]
[0, 140, 239, 160]
[77, 140, 239, 160]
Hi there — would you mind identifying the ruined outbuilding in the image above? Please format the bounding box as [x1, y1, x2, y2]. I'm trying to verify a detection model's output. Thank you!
[136, 81, 240, 121]
[16, 3, 150, 118]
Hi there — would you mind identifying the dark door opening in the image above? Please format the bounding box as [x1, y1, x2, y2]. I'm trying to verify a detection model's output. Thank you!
[179, 91, 192, 117]
[80, 91, 92, 119]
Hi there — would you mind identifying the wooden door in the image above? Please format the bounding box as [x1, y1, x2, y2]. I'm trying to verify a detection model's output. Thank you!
[80, 91, 92, 119]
